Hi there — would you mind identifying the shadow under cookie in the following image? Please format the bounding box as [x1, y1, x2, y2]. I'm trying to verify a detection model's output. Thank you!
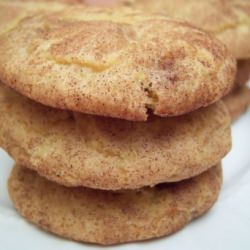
[235, 60, 250, 87]
[223, 86, 250, 122]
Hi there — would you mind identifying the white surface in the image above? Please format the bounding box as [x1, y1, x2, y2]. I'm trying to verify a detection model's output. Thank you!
[0, 110, 250, 250]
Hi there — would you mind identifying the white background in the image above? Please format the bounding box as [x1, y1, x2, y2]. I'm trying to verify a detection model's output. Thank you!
[0, 102, 250, 250]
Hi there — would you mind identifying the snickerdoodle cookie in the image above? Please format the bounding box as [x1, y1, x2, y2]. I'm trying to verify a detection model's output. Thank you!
[0, 6, 235, 120]
[0, 84, 231, 190]
[8, 164, 222, 245]
[118, 0, 250, 60]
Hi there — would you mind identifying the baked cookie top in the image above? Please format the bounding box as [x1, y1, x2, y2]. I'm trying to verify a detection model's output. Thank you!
[0, 6, 235, 120]
[0, 84, 231, 190]
[8, 164, 222, 245]
[119, 0, 250, 60]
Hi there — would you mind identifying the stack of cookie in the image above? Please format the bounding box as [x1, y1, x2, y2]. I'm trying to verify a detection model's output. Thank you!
[117, 0, 250, 121]
[0, 4, 236, 245]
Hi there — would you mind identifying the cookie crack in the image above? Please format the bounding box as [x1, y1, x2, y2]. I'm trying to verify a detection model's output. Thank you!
[142, 84, 159, 115]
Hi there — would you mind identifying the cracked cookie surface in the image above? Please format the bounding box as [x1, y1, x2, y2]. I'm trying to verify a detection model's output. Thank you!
[0, 6, 235, 120]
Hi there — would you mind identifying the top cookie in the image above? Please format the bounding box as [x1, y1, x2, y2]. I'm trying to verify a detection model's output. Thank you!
[0, 6, 235, 120]
[119, 0, 250, 60]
